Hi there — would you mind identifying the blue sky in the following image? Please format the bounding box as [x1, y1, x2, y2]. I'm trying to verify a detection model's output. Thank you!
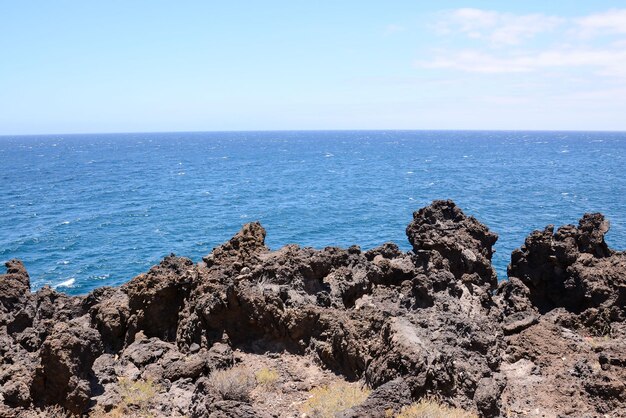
[1, 1, 626, 134]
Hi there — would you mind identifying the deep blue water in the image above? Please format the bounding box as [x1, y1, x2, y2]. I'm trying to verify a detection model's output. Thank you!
[1, 130, 624, 295]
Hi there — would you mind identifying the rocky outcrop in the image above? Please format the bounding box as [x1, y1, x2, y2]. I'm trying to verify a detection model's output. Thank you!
[406, 200, 498, 290]
[498, 212, 626, 416]
[507, 213, 624, 314]
[123, 254, 194, 343]
[0, 200, 624, 417]
[30, 319, 103, 414]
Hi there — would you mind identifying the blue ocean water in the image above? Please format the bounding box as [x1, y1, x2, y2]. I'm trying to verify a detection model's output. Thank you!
[1, 130, 624, 295]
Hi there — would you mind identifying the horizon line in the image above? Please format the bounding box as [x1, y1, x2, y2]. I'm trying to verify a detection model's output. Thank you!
[2, 127, 626, 138]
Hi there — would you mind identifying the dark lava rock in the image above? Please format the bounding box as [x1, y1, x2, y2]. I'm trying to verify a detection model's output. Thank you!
[1, 200, 625, 417]
[508, 213, 625, 315]
[31, 319, 103, 414]
[338, 378, 412, 418]
[123, 254, 195, 343]
[0, 260, 30, 313]
[406, 200, 498, 289]
[88, 287, 129, 352]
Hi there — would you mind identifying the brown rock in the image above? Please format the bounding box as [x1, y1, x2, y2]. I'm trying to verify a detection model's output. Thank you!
[31, 319, 103, 414]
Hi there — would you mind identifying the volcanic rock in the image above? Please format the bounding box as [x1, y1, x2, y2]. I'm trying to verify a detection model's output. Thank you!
[0, 200, 624, 417]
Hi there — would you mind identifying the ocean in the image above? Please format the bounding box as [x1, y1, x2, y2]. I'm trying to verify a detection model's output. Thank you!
[1, 130, 624, 295]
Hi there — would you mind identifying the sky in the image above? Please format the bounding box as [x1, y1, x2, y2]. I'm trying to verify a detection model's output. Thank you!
[1, 1, 626, 134]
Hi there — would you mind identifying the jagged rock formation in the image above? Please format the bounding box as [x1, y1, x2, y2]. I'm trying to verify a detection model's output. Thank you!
[0, 200, 624, 417]
[498, 212, 626, 417]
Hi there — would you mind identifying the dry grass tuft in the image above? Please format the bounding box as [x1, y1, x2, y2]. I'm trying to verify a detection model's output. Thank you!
[208, 364, 256, 401]
[395, 398, 478, 418]
[26, 405, 70, 418]
[255, 367, 280, 389]
[90, 377, 159, 418]
[301, 381, 370, 418]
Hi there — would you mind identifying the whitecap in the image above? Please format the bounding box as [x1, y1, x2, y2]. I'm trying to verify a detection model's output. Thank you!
[54, 278, 75, 289]
[325, 153, 334, 157]
[177, 172, 185, 175]
[61, 221, 70, 225]
[406, 171, 414, 174]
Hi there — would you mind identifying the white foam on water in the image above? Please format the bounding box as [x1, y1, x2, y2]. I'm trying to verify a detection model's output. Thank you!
[54, 278, 75, 289]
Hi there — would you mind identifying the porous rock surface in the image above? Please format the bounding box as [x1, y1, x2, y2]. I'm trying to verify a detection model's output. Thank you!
[0, 200, 624, 417]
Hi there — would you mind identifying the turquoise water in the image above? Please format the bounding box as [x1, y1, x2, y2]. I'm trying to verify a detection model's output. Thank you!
[1, 130, 624, 295]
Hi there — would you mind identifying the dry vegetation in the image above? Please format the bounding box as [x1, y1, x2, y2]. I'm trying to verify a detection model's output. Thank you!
[21, 405, 69, 418]
[394, 398, 479, 418]
[300, 381, 371, 418]
[90, 377, 159, 418]
[208, 364, 257, 401]
[255, 366, 280, 389]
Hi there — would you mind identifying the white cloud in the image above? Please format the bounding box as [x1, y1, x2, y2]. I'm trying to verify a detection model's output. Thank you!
[437, 8, 563, 46]
[576, 9, 626, 36]
[420, 48, 626, 77]
[421, 8, 626, 78]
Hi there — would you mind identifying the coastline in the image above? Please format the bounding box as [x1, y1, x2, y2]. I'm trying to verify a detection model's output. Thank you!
[1, 200, 625, 417]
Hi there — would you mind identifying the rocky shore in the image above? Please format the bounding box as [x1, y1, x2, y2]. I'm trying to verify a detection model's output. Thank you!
[1, 200, 624, 417]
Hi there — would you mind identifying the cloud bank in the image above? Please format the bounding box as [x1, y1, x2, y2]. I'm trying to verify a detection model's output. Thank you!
[421, 8, 626, 77]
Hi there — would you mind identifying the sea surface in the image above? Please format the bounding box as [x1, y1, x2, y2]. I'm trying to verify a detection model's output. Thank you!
[1, 130, 624, 295]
